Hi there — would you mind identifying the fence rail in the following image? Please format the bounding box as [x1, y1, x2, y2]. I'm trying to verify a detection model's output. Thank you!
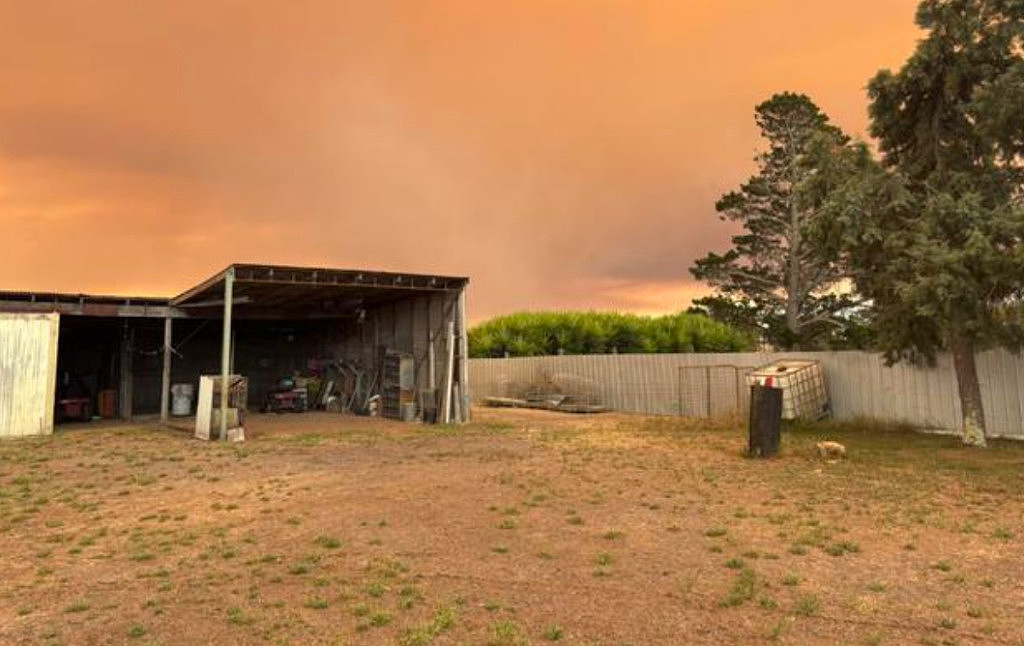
[468, 350, 1024, 438]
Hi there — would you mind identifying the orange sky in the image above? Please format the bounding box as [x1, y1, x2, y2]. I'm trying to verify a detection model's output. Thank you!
[0, 0, 921, 320]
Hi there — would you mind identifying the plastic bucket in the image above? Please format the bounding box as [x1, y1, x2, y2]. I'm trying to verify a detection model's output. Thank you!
[171, 383, 195, 416]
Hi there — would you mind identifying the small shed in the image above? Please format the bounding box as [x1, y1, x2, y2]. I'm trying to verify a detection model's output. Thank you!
[0, 263, 470, 437]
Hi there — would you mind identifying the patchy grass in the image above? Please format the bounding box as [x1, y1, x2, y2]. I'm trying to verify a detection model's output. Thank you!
[794, 594, 822, 617]
[313, 535, 343, 549]
[488, 619, 529, 646]
[2, 410, 1024, 645]
[720, 568, 758, 608]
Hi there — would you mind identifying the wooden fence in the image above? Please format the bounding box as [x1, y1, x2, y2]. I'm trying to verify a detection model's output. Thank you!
[468, 350, 1024, 438]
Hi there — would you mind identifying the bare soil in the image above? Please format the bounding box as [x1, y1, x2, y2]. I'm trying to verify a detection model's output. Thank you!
[2, 408, 1024, 645]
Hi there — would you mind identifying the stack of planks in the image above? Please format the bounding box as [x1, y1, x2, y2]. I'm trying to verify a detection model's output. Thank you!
[483, 396, 608, 415]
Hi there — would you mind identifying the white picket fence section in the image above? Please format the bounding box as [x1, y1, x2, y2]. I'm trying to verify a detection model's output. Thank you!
[469, 350, 1024, 438]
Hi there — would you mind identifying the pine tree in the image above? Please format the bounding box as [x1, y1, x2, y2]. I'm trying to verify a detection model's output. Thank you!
[830, 0, 1024, 446]
[691, 93, 863, 350]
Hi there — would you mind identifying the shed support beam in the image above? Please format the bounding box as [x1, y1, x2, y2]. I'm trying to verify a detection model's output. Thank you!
[160, 317, 173, 423]
[119, 323, 134, 421]
[457, 287, 470, 423]
[441, 319, 455, 425]
[220, 268, 235, 441]
[427, 330, 436, 390]
[0, 300, 185, 319]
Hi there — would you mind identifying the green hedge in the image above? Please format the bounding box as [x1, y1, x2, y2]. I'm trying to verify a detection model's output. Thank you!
[469, 311, 754, 358]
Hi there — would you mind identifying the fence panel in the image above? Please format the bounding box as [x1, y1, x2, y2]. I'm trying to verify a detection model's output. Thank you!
[469, 350, 1024, 438]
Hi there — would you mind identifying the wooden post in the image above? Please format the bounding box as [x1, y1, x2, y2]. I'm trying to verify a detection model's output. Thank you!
[126, 326, 135, 420]
[220, 268, 235, 442]
[705, 365, 712, 418]
[427, 295, 437, 412]
[119, 324, 127, 420]
[456, 287, 470, 423]
[119, 323, 134, 420]
[428, 331, 436, 390]
[452, 383, 462, 424]
[160, 317, 173, 423]
[734, 368, 742, 414]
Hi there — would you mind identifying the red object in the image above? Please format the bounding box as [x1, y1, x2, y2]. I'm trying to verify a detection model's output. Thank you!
[97, 390, 117, 418]
[58, 398, 91, 422]
[764, 376, 775, 388]
[262, 389, 308, 413]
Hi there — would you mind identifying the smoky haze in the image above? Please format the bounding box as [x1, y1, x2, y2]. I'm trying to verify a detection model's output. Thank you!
[0, 1, 920, 320]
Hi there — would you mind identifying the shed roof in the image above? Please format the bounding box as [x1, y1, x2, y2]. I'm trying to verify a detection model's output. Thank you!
[0, 263, 468, 319]
[0, 290, 175, 318]
[172, 264, 468, 319]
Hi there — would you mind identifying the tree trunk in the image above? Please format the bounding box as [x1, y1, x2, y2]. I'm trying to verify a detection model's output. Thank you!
[786, 202, 802, 349]
[951, 336, 987, 447]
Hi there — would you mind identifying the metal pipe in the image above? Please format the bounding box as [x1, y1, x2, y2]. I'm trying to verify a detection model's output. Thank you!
[220, 268, 235, 441]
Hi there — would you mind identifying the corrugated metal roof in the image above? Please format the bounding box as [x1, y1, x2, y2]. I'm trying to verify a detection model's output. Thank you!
[0, 263, 469, 319]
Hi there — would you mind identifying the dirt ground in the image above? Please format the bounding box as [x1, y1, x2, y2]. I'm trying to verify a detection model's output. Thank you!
[2, 409, 1024, 646]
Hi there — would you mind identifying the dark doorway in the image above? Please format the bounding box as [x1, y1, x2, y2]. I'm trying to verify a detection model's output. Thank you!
[55, 317, 121, 421]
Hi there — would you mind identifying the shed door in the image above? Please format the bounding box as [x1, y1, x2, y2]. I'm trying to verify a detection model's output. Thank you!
[0, 313, 60, 437]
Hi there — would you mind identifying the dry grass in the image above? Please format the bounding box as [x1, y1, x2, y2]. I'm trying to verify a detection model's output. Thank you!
[1, 408, 1024, 645]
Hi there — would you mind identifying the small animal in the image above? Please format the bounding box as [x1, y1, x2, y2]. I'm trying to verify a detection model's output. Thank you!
[816, 441, 847, 460]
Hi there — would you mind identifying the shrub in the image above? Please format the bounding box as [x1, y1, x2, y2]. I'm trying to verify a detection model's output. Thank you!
[469, 311, 753, 358]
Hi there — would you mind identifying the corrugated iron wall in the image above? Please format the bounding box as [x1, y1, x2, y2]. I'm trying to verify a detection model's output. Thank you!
[469, 350, 1024, 438]
[0, 313, 59, 437]
[328, 291, 460, 394]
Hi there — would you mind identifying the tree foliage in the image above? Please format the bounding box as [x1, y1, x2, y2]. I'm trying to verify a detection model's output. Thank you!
[687, 294, 875, 350]
[691, 93, 865, 350]
[825, 0, 1024, 445]
[468, 311, 753, 358]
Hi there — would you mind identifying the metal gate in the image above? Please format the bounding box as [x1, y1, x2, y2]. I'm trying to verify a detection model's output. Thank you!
[677, 364, 751, 419]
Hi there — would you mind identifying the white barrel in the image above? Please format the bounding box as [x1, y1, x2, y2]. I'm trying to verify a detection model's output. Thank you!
[170, 383, 195, 416]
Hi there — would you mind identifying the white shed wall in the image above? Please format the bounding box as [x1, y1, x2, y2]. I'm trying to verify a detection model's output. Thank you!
[0, 313, 59, 437]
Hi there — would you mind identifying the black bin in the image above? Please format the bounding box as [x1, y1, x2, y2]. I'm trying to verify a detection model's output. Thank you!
[748, 384, 783, 457]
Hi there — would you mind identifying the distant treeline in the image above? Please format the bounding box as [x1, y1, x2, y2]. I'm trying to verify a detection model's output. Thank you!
[468, 311, 754, 358]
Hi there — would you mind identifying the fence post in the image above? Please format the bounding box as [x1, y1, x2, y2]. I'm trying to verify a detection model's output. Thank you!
[705, 365, 712, 417]
[734, 367, 741, 413]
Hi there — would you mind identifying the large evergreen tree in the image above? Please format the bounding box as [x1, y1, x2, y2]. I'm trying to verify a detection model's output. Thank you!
[691, 93, 863, 350]
[827, 0, 1024, 446]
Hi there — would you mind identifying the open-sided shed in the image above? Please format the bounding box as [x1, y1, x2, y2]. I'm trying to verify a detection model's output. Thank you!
[0, 263, 469, 437]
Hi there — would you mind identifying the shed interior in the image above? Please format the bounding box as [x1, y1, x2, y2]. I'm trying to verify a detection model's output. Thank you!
[0, 264, 470, 429]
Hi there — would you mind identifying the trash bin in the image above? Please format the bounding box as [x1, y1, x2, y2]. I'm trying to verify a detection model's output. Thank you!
[171, 383, 195, 416]
[748, 384, 783, 457]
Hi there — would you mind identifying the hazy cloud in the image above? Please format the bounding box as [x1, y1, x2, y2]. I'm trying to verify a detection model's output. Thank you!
[0, 0, 920, 319]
